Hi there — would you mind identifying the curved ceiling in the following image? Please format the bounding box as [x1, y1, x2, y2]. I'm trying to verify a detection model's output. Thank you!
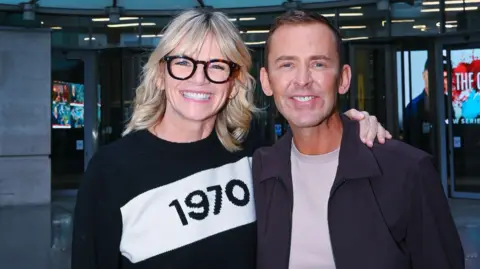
[0, 0, 343, 10]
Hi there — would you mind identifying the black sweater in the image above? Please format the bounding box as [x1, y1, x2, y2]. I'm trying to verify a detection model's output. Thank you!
[71, 129, 261, 269]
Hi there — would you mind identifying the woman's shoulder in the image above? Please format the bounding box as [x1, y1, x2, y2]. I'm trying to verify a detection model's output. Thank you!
[86, 131, 149, 173]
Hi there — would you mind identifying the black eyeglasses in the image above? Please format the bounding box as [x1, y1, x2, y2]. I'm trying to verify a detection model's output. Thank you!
[163, 55, 240, 84]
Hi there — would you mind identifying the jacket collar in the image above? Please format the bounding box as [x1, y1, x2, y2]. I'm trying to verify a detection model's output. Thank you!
[259, 114, 382, 182]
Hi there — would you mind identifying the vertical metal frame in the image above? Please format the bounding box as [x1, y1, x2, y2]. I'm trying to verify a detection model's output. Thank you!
[348, 44, 358, 109]
[66, 50, 99, 171]
[384, 44, 397, 134]
[428, 43, 449, 197]
[347, 43, 397, 132]
[433, 33, 480, 199]
[399, 48, 406, 134]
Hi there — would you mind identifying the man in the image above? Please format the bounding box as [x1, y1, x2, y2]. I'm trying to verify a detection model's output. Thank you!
[253, 10, 464, 269]
[404, 57, 453, 152]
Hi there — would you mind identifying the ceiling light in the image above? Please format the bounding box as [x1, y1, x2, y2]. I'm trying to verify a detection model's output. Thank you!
[245, 30, 269, 34]
[339, 13, 363, 16]
[84, 37, 96, 41]
[340, 25, 367, 29]
[107, 22, 156, 28]
[421, 6, 478, 12]
[381, 19, 415, 27]
[239, 17, 256, 21]
[436, 22, 458, 28]
[138, 34, 164, 38]
[413, 25, 427, 29]
[51, 26, 62, 30]
[321, 13, 363, 17]
[245, 41, 265, 45]
[92, 17, 139, 22]
[349, 6, 362, 9]
[342, 36, 369, 41]
[423, 0, 480, 5]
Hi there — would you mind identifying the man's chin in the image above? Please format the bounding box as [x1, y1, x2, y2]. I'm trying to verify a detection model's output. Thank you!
[289, 118, 325, 129]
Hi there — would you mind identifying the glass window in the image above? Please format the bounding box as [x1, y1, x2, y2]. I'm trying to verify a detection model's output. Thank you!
[337, 4, 386, 40]
[443, 1, 480, 33]
[391, 2, 441, 36]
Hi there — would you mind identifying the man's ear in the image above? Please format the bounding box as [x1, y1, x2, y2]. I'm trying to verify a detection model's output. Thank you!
[338, 64, 352, 95]
[260, 67, 273, 96]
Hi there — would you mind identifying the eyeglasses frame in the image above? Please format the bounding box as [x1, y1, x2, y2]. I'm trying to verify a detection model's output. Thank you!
[162, 55, 240, 84]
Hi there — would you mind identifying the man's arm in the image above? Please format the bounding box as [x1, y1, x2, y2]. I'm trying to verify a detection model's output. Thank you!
[406, 157, 464, 269]
[71, 154, 122, 269]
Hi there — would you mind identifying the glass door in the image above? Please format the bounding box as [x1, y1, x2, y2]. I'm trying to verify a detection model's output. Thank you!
[51, 50, 99, 191]
[395, 42, 436, 154]
[348, 43, 397, 136]
[51, 51, 85, 190]
[436, 34, 480, 199]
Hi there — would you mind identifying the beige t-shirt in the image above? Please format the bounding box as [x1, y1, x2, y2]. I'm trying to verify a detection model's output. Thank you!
[289, 141, 339, 269]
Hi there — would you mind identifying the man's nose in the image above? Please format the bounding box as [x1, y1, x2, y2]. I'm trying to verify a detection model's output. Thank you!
[294, 66, 312, 87]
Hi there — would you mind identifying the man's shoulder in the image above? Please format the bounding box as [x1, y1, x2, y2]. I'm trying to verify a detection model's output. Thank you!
[251, 141, 286, 181]
[370, 139, 434, 174]
[252, 139, 287, 165]
[252, 144, 275, 159]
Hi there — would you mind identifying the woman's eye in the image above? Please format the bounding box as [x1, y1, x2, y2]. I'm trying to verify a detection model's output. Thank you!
[175, 61, 190, 66]
[209, 64, 225, 70]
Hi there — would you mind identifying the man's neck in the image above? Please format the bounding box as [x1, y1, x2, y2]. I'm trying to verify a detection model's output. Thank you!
[291, 113, 343, 155]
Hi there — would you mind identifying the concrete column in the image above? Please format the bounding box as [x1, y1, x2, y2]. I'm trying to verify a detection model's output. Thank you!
[0, 27, 52, 206]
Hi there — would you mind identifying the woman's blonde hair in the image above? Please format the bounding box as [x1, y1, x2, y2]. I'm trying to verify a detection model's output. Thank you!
[123, 9, 259, 152]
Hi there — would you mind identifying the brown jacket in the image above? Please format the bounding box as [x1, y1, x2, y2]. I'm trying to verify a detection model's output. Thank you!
[252, 115, 464, 269]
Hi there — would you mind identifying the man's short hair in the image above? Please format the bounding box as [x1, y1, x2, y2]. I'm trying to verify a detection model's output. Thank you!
[264, 10, 344, 70]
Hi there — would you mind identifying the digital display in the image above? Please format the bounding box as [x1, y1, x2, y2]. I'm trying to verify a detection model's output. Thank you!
[52, 81, 85, 129]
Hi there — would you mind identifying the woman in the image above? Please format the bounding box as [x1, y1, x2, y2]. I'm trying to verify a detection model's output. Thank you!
[71, 9, 391, 269]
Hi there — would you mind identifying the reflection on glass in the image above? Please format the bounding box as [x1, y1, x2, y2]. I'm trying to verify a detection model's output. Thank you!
[397, 50, 452, 153]
[337, 5, 378, 40]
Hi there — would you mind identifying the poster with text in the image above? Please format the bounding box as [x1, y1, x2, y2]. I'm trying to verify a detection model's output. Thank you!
[450, 49, 480, 124]
[397, 49, 480, 125]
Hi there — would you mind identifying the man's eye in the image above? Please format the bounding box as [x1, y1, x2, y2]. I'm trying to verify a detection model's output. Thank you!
[280, 63, 292, 68]
[313, 62, 324, 68]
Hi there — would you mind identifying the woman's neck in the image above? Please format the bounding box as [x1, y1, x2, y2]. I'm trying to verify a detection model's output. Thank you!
[152, 111, 217, 143]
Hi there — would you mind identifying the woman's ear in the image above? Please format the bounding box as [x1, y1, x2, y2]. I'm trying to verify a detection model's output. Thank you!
[229, 83, 239, 99]
[156, 64, 166, 90]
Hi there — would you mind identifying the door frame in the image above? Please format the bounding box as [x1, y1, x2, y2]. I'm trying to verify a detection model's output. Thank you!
[434, 33, 480, 199]
[347, 42, 398, 137]
[65, 50, 99, 172]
